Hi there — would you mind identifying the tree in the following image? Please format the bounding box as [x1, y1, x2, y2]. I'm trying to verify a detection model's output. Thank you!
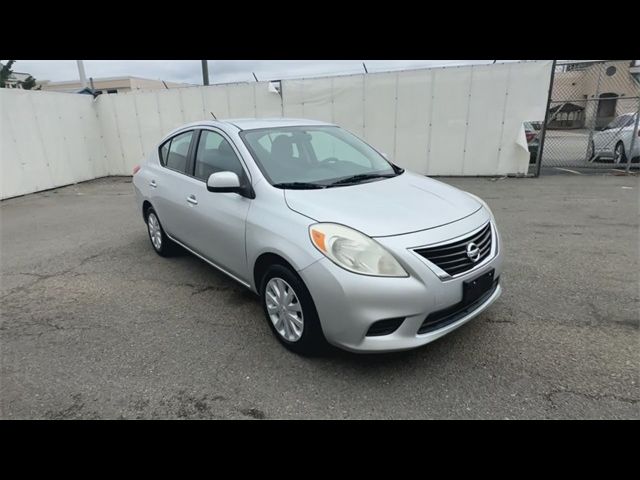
[0, 60, 41, 89]
[0, 60, 16, 87]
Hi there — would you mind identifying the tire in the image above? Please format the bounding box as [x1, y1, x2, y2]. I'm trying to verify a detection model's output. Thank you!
[259, 263, 327, 355]
[587, 141, 597, 162]
[614, 142, 627, 165]
[145, 208, 177, 257]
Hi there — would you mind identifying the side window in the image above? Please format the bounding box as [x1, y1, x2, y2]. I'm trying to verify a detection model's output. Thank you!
[194, 130, 245, 181]
[162, 131, 194, 173]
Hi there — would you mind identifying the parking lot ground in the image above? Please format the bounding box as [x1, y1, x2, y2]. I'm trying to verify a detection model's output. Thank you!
[1, 174, 638, 419]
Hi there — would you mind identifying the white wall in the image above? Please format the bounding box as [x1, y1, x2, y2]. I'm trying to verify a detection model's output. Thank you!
[1, 61, 552, 199]
[281, 61, 552, 176]
[1, 89, 107, 199]
[94, 82, 283, 175]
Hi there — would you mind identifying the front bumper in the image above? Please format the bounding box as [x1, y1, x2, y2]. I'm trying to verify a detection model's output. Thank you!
[298, 208, 504, 353]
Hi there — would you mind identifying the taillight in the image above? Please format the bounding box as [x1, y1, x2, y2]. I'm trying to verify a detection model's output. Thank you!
[132, 165, 141, 175]
[525, 132, 535, 142]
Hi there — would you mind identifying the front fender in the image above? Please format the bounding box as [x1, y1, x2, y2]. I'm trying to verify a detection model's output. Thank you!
[245, 185, 324, 291]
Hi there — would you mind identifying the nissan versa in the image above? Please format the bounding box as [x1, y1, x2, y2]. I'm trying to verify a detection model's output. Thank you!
[133, 118, 503, 354]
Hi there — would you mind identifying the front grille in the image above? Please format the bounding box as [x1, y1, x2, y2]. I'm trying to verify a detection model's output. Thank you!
[417, 277, 499, 334]
[414, 222, 492, 276]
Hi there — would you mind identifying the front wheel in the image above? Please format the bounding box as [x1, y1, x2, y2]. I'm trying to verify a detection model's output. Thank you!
[260, 264, 327, 355]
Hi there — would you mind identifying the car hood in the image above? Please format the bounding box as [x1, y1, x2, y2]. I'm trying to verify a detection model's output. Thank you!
[283, 171, 482, 237]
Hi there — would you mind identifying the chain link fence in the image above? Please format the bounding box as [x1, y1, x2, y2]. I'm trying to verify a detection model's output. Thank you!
[534, 60, 640, 174]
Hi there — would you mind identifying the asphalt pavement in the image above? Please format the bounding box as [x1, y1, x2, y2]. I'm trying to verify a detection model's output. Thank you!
[1, 174, 638, 419]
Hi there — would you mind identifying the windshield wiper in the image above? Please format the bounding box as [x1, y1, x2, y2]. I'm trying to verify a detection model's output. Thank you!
[328, 173, 397, 187]
[272, 182, 326, 190]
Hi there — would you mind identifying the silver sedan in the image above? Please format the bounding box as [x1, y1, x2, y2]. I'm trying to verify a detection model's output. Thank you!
[133, 118, 503, 354]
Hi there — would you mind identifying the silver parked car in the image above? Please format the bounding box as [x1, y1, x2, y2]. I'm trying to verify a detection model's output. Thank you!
[133, 118, 503, 354]
[590, 113, 639, 164]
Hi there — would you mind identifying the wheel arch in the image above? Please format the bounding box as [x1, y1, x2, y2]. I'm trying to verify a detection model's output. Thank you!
[253, 252, 299, 293]
[142, 200, 153, 222]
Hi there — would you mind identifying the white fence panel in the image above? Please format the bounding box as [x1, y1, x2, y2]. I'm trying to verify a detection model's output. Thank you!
[113, 93, 145, 172]
[179, 87, 206, 123]
[363, 72, 398, 158]
[1, 89, 106, 199]
[255, 83, 283, 117]
[226, 84, 257, 117]
[428, 67, 473, 175]
[156, 89, 185, 137]
[497, 61, 551, 174]
[297, 78, 334, 123]
[395, 69, 433, 174]
[331, 75, 365, 137]
[133, 91, 164, 161]
[202, 85, 231, 118]
[463, 63, 511, 175]
[282, 80, 305, 118]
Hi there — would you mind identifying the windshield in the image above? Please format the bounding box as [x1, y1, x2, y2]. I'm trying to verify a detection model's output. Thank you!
[239, 126, 400, 187]
[604, 114, 634, 130]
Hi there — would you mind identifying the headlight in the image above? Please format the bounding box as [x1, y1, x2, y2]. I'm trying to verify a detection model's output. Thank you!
[309, 223, 408, 277]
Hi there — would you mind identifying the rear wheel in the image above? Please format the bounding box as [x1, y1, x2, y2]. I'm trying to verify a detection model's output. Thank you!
[146, 208, 177, 257]
[260, 264, 327, 355]
[614, 142, 627, 164]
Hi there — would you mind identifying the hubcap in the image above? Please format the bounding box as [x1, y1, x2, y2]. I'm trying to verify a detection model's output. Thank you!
[148, 213, 162, 250]
[615, 145, 623, 163]
[265, 277, 303, 342]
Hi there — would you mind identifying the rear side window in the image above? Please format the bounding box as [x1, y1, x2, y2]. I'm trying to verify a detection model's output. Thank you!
[160, 141, 170, 165]
[160, 131, 194, 173]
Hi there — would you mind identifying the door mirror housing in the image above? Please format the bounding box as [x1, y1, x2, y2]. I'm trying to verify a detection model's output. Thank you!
[207, 172, 254, 198]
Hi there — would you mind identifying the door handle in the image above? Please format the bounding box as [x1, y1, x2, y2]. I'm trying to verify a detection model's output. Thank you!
[149, 180, 157, 188]
[186, 195, 198, 205]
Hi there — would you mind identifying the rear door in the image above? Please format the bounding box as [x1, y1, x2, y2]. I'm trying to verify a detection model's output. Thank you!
[148, 129, 197, 240]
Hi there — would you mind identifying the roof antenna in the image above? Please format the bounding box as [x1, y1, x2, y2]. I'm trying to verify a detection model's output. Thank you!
[210, 111, 217, 120]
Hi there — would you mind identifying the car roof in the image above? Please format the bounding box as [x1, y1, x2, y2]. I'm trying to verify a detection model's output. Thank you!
[173, 118, 335, 133]
[226, 118, 335, 130]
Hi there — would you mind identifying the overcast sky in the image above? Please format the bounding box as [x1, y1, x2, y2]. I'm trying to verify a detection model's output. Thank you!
[6, 60, 513, 85]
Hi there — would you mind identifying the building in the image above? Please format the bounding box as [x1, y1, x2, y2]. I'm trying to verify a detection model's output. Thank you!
[38, 76, 191, 94]
[551, 60, 640, 129]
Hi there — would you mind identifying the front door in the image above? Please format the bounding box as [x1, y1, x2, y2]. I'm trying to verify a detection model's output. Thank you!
[179, 129, 252, 282]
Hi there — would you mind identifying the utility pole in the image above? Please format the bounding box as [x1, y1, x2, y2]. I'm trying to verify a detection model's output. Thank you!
[76, 60, 88, 89]
[201, 60, 210, 86]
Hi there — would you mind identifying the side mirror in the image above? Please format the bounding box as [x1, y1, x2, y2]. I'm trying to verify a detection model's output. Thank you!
[207, 172, 254, 198]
